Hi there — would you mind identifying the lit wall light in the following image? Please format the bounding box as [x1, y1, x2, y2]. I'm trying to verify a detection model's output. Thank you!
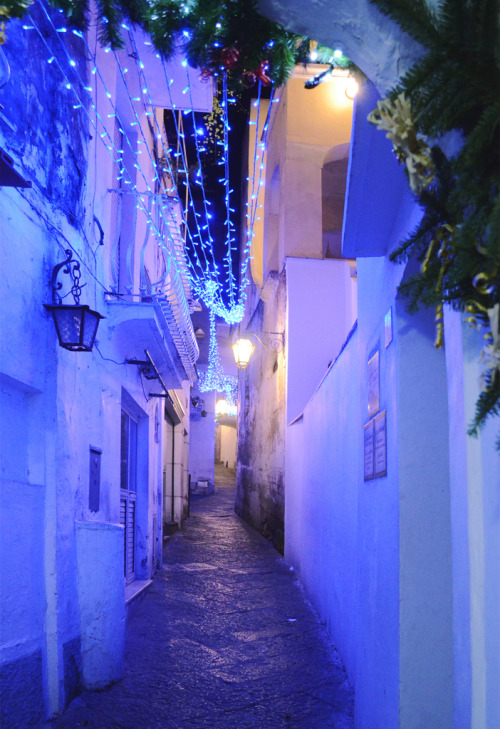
[216, 399, 228, 415]
[232, 338, 255, 369]
[345, 77, 359, 100]
[232, 331, 284, 369]
[216, 399, 237, 417]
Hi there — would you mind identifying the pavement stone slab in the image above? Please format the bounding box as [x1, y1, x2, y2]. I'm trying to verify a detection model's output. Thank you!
[46, 466, 354, 729]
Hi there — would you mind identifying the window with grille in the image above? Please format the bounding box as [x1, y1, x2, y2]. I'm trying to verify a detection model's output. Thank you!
[120, 409, 138, 584]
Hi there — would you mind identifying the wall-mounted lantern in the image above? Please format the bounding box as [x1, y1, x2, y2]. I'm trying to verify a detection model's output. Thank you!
[232, 331, 284, 370]
[44, 250, 104, 352]
[232, 337, 256, 369]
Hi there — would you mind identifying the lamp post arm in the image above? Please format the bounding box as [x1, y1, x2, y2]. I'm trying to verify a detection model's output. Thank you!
[246, 331, 284, 353]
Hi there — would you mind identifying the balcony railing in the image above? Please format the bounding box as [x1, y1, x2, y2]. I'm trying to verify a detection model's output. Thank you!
[108, 189, 198, 382]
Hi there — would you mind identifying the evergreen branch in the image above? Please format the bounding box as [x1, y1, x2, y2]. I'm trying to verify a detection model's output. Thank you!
[468, 371, 500, 436]
[0, 0, 33, 20]
[118, 0, 149, 27]
[485, 194, 500, 263]
[370, 0, 500, 436]
[368, 0, 440, 48]
[48, 0, 88, 28]
[458, 99, 500, 172]
[94, 0, 125, 48]
[146, 0, 184, 60]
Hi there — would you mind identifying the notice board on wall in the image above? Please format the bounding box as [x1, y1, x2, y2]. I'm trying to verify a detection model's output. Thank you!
[364, 410, 387, 481]
[374, 410, 387, 478]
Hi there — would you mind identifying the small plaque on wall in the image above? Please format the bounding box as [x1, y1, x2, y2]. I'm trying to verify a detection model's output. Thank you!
[364, 420, 374, 481]
[385, 307, 393, 347]
[367, 350, 380, 417]
[374, 410, 387, 478]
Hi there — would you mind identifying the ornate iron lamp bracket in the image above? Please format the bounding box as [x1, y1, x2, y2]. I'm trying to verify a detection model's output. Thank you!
[248, 331, 284, 353]
[50, 249, 83, 305]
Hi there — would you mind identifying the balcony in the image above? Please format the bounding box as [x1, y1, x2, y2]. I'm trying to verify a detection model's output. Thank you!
[106, 192, 198, 387]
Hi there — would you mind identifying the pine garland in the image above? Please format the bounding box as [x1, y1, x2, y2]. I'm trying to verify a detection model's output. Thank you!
[1, 0, 304, 87]
[369, 0, 500, 439]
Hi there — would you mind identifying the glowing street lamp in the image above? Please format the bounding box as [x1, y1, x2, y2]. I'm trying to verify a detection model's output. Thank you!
[232, 337, 255, 369]
[216, 399, 237, 417]
[216, 399, 229, 416]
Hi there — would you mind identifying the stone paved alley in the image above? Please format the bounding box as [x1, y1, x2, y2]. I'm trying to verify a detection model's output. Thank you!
[46, 467, 354, 729]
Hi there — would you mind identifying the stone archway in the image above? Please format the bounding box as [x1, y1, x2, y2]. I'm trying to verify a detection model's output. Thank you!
[258, 0, 423, 94]
[321, 142, 350, 259]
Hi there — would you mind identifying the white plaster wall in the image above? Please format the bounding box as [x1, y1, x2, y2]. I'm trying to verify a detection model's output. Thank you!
[285, 327, 360, 683]
[75, 521, 125, 688]
[286, 288, 456, 729]
[0, 378, 45, 669]
[188, 382, 216, 487]
[444, 307, 500, 729]
[394, 297, 453, 729]
[286, 257, 356, 424]
[262, 73, 353, 280]
[353, 257, 453, 729]
[220, 425, 237, 470]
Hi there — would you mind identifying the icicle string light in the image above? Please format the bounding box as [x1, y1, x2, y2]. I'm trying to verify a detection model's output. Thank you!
[32, 3, 195, 361]
[198, 301, 237, 405]
[127, 31, 220, 291]
[184, 63, 218, 280]
[158, 61, 218, 298]
[27, 2, 277, 393]
[109, 43, 206, 289]
[34, 4, 169, 262]
[221, 73, 236, 311]
[38, 0, 204, 310]
[240, 87, 275, 293]
[44, 5, 199, 324]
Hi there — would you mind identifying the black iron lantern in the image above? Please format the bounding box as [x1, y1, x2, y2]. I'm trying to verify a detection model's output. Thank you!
[44, 250, 104, 352]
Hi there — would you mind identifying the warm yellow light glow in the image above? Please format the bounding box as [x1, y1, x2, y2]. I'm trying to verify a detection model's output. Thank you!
[216, 399, 237, 417]
[232, 338, 255, 369]
[345, 77, 359, 100]
[216, 399, 228, 416]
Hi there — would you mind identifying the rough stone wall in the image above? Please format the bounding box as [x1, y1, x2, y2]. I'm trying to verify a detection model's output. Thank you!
[0, 13, 91, 727]
[1, 7, 88, 223]
[235, 272, 287, 553]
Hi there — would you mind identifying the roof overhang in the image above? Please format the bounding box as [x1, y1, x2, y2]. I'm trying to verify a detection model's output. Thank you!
[106, 300, 190, 389]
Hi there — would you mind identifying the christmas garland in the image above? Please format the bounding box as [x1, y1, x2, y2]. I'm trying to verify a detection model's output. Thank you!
[0, 0, 308, 87]
[368, 0, 500, 440]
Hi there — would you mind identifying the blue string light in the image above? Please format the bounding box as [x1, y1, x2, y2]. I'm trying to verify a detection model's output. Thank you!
[31, 5, 194, 351]
[127, 32, 220, 291]
[198, 301, 237, 404]
[29, 4, 276, 394]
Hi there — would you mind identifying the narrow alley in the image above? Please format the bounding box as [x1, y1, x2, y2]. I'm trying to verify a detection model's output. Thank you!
[45, 466, 354, 729]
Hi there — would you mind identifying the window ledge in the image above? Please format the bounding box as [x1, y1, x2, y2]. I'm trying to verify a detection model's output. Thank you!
[125, 579, 152, 606]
